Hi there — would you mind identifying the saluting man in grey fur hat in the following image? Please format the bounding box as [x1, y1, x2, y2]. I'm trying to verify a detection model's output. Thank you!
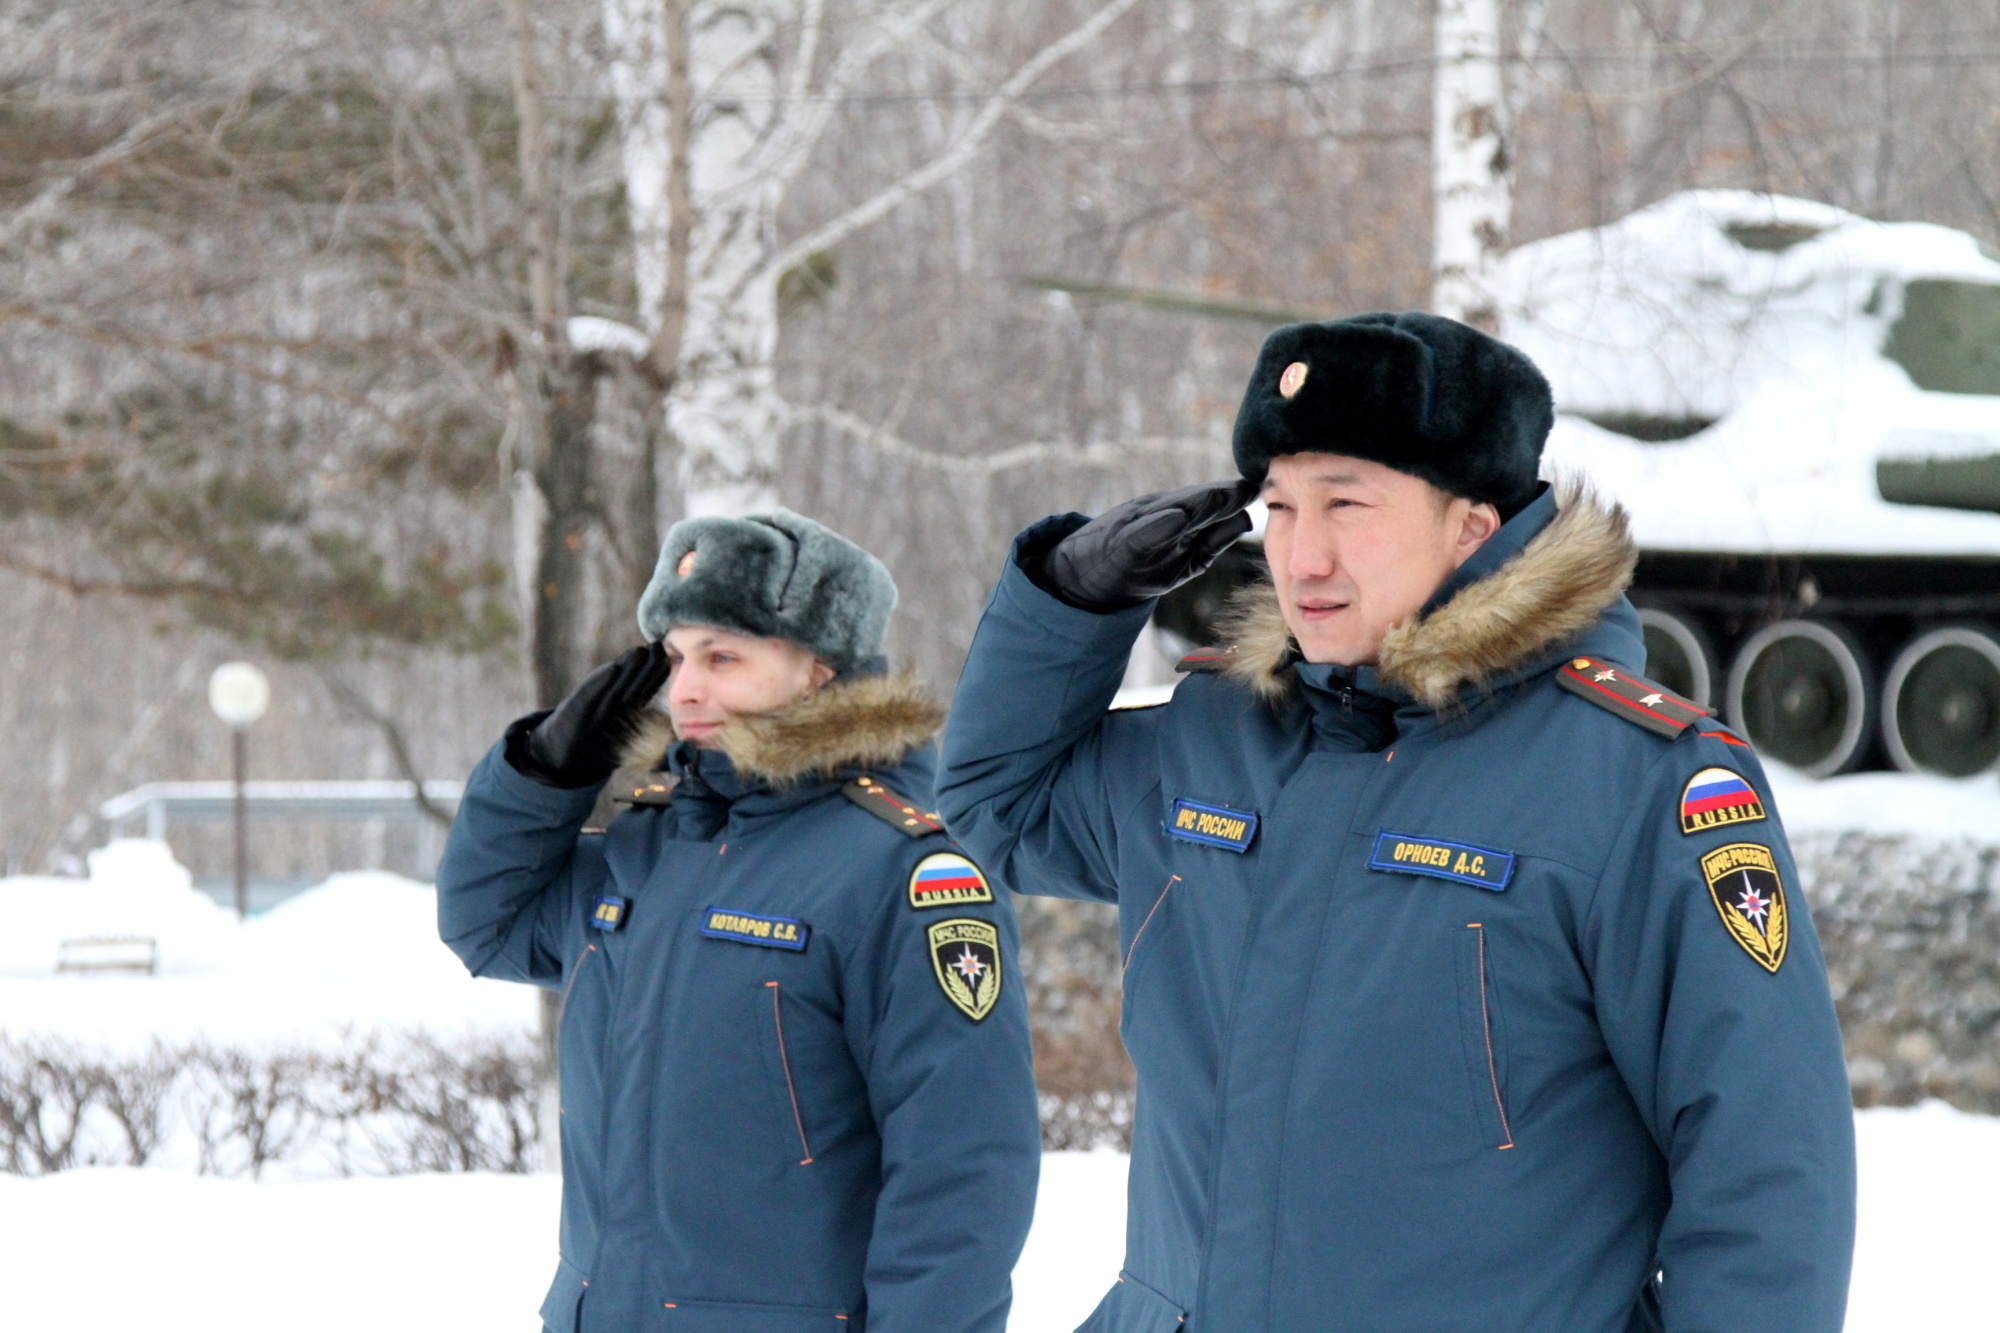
[938, 313, 1855, 1333]
[437, 509, 1041, 1333]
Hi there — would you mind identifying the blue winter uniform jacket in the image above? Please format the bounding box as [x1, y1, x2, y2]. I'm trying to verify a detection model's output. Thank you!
[937, 486, 1856, 1333]
[438, 671, 1041, 1333]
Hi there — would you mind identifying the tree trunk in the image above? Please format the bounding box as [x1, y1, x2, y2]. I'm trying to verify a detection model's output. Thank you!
[1432, 0, 1510, 331]
[670, 275, 786, 517]
[608, 0, 786, 519]
[530, 357, 602, 707]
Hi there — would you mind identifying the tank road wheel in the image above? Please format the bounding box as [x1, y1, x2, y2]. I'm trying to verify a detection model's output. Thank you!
[1636, 607, 1718, 709]
[1882, 626, 2000, 776]
[1726, 620, 1876, 778]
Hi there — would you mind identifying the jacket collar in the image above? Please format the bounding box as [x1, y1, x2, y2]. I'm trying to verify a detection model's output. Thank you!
[1212, 477, 1642, 721]
[620, 668, 945, 794]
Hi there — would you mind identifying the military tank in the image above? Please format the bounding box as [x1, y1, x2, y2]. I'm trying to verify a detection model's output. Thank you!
[1138, 191, 2000, 777]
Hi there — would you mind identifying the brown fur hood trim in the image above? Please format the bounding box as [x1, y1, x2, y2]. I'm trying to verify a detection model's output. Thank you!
[1212, 478, 1637, 710]
[617, 669, 944, 787]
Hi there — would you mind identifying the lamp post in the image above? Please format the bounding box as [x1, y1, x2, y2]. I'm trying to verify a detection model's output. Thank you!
[207, 663, 270, 920]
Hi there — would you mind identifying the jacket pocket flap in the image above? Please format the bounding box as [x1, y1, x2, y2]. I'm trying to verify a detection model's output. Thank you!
[658, 1297, 849, 1330]
[1078, 1271, 1187, 1332]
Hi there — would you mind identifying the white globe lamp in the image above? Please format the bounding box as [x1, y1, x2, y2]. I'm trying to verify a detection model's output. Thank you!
[208, 662, 271, 729]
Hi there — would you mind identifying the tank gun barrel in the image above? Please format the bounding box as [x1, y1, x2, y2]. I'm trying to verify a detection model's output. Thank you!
[1876, 456, 2000, 516]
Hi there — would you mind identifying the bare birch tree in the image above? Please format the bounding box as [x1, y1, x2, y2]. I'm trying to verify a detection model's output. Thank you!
[1433, 0, 1511, 330]
[600, 0, 1143, 518]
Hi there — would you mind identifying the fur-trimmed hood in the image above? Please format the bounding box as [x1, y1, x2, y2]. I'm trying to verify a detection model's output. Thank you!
[618, 669, 945, 787]
[1210, 479, 1637, 711]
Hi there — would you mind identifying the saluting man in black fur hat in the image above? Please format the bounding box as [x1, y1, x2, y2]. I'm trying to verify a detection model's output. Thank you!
[438, 510, 1040, 1333]
[938, 313, 1856, 1333]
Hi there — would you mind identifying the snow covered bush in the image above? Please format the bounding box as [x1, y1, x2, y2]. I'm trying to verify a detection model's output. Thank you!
[312, 1031, 540, 1175]
[0, 1030, 540, 1178]
[1796, 833, 2000, 1114]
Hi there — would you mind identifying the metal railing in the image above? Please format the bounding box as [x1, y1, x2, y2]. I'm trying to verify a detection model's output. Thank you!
[98, 780, 465, 870]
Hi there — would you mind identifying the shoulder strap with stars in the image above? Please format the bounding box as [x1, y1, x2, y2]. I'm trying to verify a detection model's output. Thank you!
[611, 776, 676, 807]
[1554, 655, 1710, 738]
[842, 775, 944, 838]
[1175, 648, 1233, 674]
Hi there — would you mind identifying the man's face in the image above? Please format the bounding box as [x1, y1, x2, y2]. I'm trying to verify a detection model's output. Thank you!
[663, 626, 835, 746]
[1260, 453, 1501, 666]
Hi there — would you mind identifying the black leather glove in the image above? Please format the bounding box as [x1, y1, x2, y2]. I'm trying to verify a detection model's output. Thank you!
[511, 641, 671, 789]
[1038, 479, 1258, 613]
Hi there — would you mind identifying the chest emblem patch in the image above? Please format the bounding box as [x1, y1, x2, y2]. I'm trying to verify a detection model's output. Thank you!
[1679, 767, 1767, 834]
[1167, 798, 1259, 852]
[590, 896, 629, 931]
[908, 851, 994, 909]
[700, 907, 809, 951]
[926, 918, 1002, 1021]
[1369, 832, 1516, 890]
[1701, 843, 1788, 973]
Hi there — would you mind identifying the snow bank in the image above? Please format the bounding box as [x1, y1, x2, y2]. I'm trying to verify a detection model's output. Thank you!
[1766, 764, 2000, 838]
[0, 840, 240, 977]
[1845, 1103, 2000, 1332]
[1008, 1152, 1131, 1330]
[0, 1111, 1989, 1332]
[0, 1169, 557, 1333]
[0, 841, 535, 1049]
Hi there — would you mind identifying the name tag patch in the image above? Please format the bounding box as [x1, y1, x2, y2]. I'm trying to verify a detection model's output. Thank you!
[1167, 798, 1259, 853]
[1369, 832, 1515, 890]
[701, 907, 810, 951]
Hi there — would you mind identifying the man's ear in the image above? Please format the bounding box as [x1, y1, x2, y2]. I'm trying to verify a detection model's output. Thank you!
[807, 658, 837, 692]
[1453, 501, 1502, 567]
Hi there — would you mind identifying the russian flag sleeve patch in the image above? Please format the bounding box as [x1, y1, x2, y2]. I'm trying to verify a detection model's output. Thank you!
[1679, 767, 1767, 835]
[908, 852, 994, 909]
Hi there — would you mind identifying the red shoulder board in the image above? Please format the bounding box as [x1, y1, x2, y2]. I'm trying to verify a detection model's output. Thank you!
[1554, 656, 1710, 739]
[842, 775, 944, 839]
[1176, 648, 1234, 674]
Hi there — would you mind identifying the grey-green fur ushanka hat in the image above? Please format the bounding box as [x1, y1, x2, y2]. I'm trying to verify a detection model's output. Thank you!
[636, 509, 897, 672]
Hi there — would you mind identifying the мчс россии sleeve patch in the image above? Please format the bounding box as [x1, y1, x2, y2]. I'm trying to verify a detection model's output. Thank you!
[926, 918, 1002, 1021]
[1700, 843, 1788, 973]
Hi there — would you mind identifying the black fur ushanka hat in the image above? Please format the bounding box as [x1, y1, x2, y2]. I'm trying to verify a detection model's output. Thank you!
[1231, 312, 1554, 517]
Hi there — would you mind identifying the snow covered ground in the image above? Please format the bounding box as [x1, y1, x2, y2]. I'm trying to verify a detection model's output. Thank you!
[0, 1112, 1991, 1332]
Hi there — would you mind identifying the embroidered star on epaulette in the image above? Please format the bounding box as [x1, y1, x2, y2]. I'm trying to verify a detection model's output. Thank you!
[1555, 655, 1710, 739]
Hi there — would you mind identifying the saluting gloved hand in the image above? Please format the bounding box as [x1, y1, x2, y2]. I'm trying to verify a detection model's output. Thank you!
[1038, 479, 1259, 613]
[513, 641, 671, 789]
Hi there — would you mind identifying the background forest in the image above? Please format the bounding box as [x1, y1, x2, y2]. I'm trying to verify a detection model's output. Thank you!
[6, 0, 1997, 878]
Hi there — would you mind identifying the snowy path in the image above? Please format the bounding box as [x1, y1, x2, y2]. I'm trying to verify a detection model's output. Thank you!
[0, 1106, 1990, 1332]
